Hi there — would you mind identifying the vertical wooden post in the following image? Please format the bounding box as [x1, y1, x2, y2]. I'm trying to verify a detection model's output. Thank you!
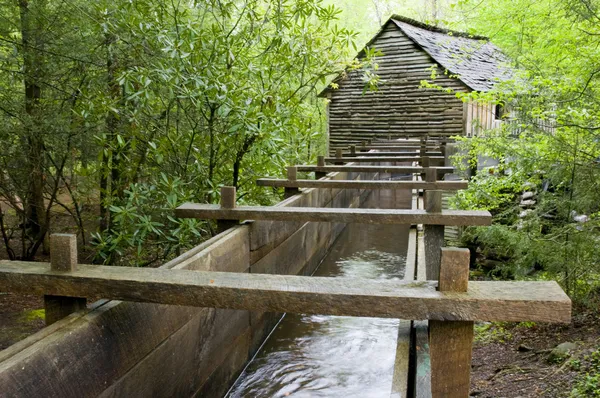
[420, 137, 426, 158]
[287, 166, 297, 181]
[425, 167, 437, 183]
[316, 155, 326, 179]
[284, 166, 300, 199]
[420, 157, 430, 184]
[430, 248, 474, 398]
[44, 234, 86, 326]
[217, 186, 238, 233]
[424, 184, 444, 281]
[220, 186, 236, 208]
[334, 148, 344, 165]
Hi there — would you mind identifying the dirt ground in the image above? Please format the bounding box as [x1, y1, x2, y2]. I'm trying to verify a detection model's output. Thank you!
[471, 307, 600, 397]
[0, 293, 45, 350]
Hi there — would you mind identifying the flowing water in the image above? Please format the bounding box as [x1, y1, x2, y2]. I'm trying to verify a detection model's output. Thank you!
[227, 188, 412, 398]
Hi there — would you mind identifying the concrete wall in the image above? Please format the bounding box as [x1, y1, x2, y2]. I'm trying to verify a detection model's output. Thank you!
[0, 170, 376, 398]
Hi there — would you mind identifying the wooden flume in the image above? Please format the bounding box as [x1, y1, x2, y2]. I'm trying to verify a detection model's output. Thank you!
[0, 145, 571, 398]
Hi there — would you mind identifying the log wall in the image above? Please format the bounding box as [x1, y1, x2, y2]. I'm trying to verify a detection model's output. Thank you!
[0, 170, 375, 398]
[327, 23, 470, 151]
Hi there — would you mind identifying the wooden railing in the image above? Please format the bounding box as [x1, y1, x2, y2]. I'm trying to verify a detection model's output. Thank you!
[0, 146, 571, 398]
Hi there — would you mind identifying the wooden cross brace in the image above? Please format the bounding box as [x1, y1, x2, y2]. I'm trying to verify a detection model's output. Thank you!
[175, 187, 492, 227]
[0, 249, 571, 398]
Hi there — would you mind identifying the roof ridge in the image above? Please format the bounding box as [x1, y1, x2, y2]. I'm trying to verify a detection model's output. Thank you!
[390, 14, 489, 41]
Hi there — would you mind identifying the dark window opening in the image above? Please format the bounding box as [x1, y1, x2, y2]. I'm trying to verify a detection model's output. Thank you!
[495, 103, 505, 120]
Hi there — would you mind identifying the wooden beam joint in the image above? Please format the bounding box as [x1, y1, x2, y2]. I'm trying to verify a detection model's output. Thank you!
[44, 234, 86, 325]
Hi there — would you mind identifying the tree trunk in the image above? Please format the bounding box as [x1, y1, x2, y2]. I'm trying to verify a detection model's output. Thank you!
[207, 107, 217, 202]
[100, 32, 119, 232]
[19, 0, 47, 258]
[232, 135, 257, 189]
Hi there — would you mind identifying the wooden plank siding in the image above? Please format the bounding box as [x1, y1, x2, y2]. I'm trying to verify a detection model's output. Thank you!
[464, 100, 499, 137]
[327, 23, 469, 152]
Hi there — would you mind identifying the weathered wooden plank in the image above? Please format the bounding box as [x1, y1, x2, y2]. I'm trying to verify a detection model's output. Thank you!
[98, 308, 251, 398]
[249, 168, 364, 259]
[424, 191, 445, 281]
[0, 227, 251, 398]
[335, 151, 443, 157]
[44, 234, 87, 326]
[296, 165, 455, 174]
[329, 145, 440, 151]
[391, 320, 412, 398]
[0, 299, 110, 364]
[430, 248, 474, 398]
[391, 228, 418, 397]
[256, 179, 468, 191]
[175, 204, 492, 226]
[0, 262, 571, 322]
[0, 300, 203, 397]
[414, 320, 432, 398]
[325, 156, 444, 163]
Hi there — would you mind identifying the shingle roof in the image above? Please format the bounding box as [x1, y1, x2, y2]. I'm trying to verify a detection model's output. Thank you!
[390, 16, 512, 92]
[319, 15, 512, 96]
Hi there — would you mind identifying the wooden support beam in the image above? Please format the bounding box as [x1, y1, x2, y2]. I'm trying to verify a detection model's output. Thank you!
[422, 157, 430, 168]
[414, 320, 432, 398]
[424, 190, 444, 281]
[335, 151, 442, 157]
[256, 179, 468, 191]
[44, 234, 86, 326]
[286, 166, 297, 181]
[430, 248, 474, 398]
[334, 148, 344, 165]
[296, 165, 455, 175]
[175, 204, 493, 226]
[283, 167, 300, 198]
[0, 261, 571, 322]
[298, 165, 454, 173]
[220, 186, 236, 208]
[316, 156, 327, 179]
[425, 168, 437, 183]
[330, 145, 440, 151]
[217, 186, 238, 232]
[325, 156, 445, 163]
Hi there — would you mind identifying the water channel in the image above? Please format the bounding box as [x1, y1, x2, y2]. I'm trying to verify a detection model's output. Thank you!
[228, 186, 412, 398]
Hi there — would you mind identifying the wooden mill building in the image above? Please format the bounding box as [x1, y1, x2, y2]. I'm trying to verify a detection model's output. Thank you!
[321, 15, 512, 150]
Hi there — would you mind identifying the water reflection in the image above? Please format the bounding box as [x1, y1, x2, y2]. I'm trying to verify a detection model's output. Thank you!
[228, 187, 411, 398]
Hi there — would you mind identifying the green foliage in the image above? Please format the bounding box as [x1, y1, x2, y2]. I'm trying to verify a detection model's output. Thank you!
[571, 349, 600, 397]
[20, 309, 45, 323]
[0, 0, 368, 264]
[92, 174, 206, 266]
[474, 322, 513, 344]
[435, 0, 600, 305]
